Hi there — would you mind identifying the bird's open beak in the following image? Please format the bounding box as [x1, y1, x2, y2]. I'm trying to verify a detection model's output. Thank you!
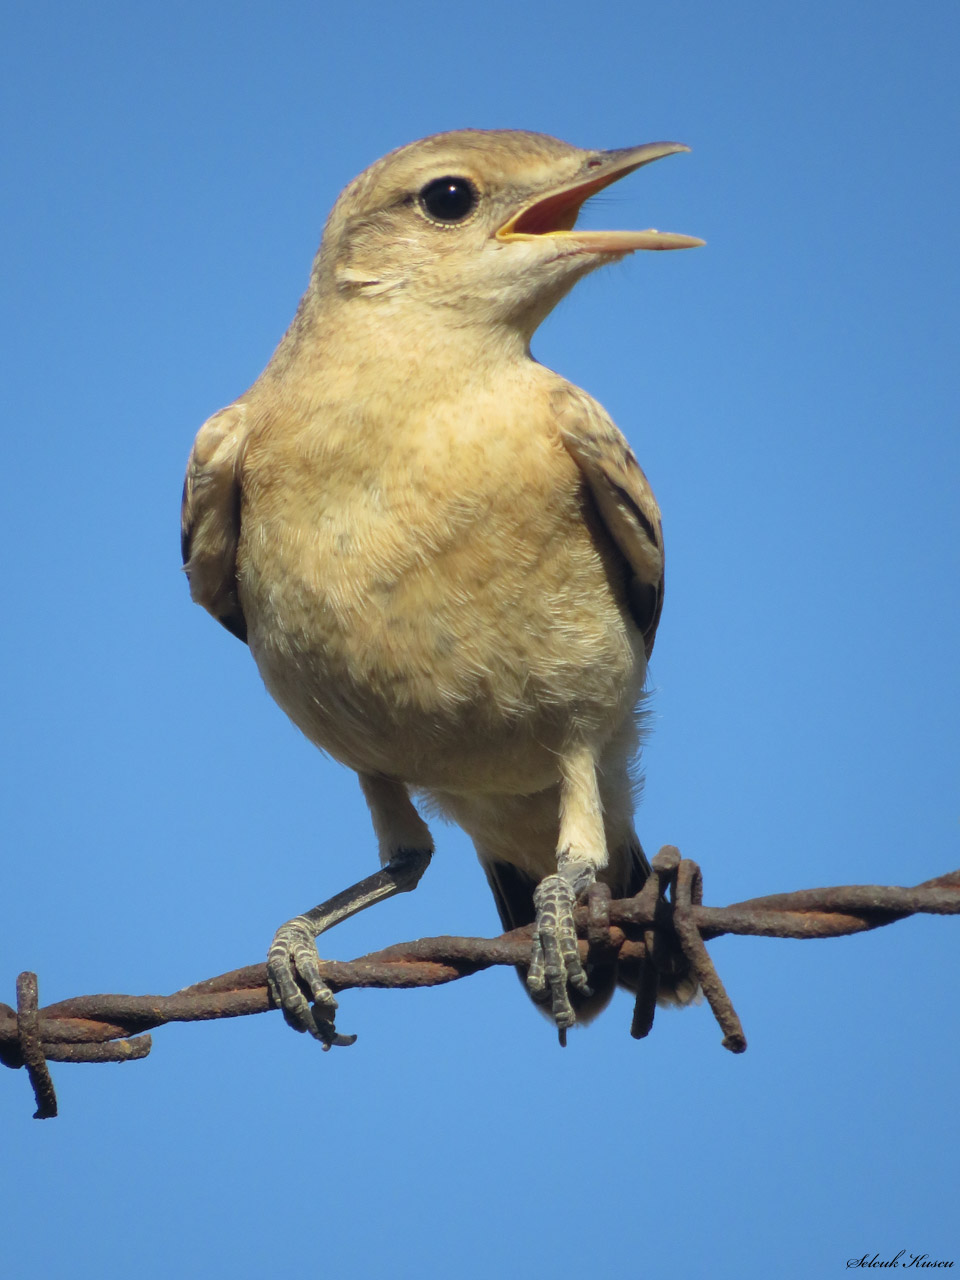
[496, 141, 704, 252]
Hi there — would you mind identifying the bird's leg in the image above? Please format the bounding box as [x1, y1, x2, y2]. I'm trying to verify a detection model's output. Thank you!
[266, 850, 431, 1046]
[267, 775, 433, 1047]
[527, 746, 606, 1044]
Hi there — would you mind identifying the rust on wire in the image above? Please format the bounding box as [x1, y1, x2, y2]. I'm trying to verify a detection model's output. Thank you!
[2, 854, 958, 1119]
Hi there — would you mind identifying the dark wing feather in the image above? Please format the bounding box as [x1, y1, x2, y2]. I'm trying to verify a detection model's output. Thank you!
[552, 385, 665, 658]
[181, 403, 249, 643]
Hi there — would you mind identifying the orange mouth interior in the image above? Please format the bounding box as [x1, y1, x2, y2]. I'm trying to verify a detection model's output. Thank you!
[505, 171, 623, 236]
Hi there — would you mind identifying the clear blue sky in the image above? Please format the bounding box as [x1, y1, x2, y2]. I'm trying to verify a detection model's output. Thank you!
[3, 3, 957, 1276]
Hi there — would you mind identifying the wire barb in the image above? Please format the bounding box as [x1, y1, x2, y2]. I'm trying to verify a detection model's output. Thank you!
[3, 854, 957, 1119]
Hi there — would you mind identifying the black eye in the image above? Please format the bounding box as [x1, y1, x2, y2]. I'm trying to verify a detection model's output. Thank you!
[418, 176, 478, 223]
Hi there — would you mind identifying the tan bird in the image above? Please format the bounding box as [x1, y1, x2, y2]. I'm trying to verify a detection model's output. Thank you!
[182, 129, 703, 1046]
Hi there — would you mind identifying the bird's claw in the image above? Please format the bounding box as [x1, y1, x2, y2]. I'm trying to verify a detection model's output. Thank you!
[527, 873, 592, 1043]
[266, 918, 357, 1049]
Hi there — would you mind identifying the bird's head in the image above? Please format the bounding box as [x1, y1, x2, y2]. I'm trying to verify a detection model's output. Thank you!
[311, 129, 702, 340]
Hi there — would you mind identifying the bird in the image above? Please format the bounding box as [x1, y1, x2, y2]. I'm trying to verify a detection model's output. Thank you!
[181, 128, 703, 1047]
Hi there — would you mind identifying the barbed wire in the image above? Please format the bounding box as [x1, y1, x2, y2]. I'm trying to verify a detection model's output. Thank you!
[3, 848, 958, 1119]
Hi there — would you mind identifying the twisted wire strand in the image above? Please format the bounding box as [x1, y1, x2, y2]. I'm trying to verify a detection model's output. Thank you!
[3, 854, 957, 1118]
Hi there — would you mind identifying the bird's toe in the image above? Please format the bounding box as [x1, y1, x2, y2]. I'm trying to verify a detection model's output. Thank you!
[527, 873, 593, 1044]
[266, 918, 356, 1049]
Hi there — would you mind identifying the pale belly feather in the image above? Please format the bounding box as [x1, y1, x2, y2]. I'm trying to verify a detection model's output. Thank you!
[238, 393, 645, 793]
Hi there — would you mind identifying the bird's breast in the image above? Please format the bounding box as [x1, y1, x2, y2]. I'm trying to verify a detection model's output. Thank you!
[237, 383, 644, 790]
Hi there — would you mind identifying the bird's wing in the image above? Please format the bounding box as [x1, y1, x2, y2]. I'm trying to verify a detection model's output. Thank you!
[181, 402, 250, 643]
[553, 385, 665, 658]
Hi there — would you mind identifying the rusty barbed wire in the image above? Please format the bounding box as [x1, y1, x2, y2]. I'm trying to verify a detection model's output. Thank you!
[2, 849, 958, 1119]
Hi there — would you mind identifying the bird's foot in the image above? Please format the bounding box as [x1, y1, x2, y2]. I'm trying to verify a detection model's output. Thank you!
[527, 865, 594, 1045]
[266, 917, 357, 1050]
[265, 849, 433, 1048]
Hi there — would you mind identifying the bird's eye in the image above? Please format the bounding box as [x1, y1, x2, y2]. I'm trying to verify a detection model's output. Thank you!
[418, 176, 478, 223]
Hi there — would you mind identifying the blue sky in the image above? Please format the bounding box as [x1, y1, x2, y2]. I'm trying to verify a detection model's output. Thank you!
[3, 3, 957, 1276]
